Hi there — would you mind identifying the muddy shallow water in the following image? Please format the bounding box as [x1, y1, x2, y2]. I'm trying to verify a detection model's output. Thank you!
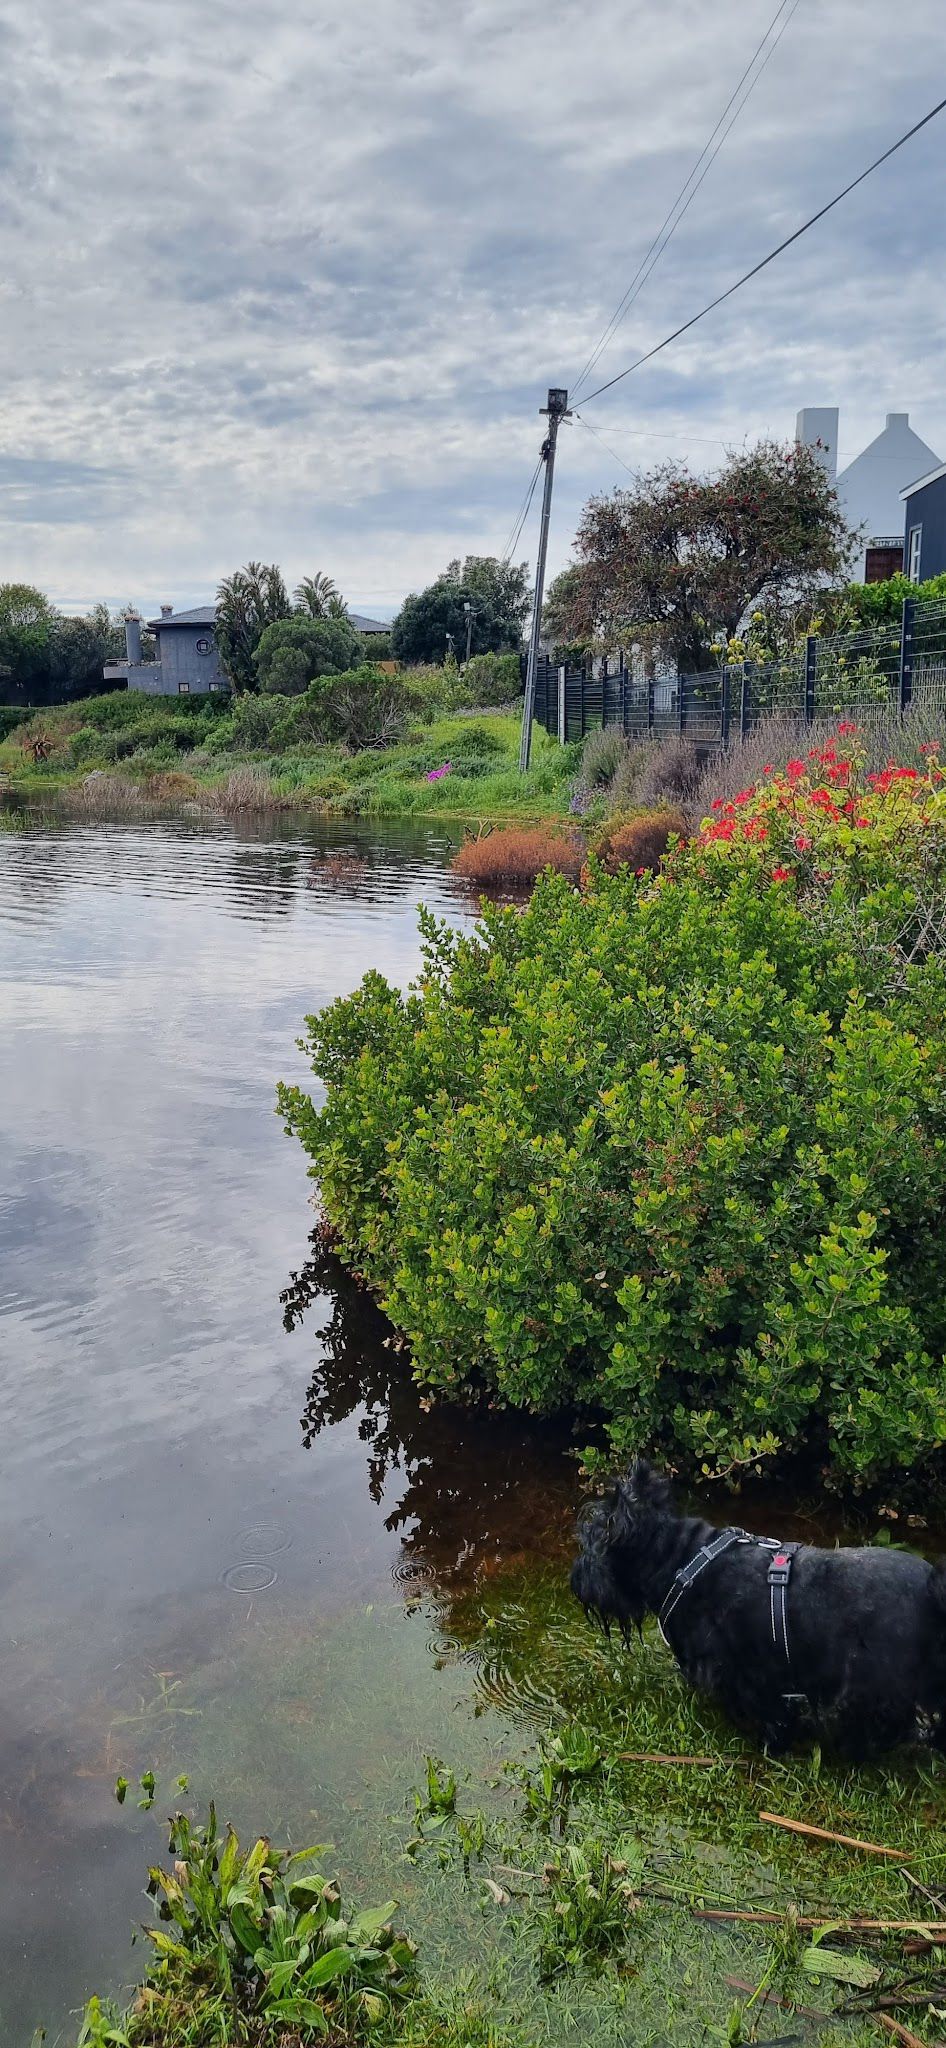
[1, 814, 939, 2046]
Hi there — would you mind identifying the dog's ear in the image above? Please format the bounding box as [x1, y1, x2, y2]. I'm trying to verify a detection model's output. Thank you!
[620, 1458, 673, 1514]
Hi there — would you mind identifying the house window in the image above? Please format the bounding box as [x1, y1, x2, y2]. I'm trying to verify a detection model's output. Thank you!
[209, 680, 223, 692]
[195, 636, 212, 655]
[908, 524, 923, 582]
[178, 681, 190, 694]
[865, 543, 904, 583]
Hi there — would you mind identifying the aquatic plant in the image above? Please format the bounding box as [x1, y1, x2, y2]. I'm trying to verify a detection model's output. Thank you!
[76, 1797, 416, 2044]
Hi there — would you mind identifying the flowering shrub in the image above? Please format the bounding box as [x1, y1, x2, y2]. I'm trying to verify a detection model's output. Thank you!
[694, 729, 946, 981]
[280, 742, 946, 1491]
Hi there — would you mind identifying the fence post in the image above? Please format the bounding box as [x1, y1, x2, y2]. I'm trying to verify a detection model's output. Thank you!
[677, 673, 685, 737]
[804, 637, 817, 726]
[739, 666, 749, 739]
[621, 664, 628, 735]
[720, 668, 731, 748]
[899, 597, 917, 712]
[647, 673, 655, 732]
[580, 660, 587, 738]
[557, 665, 566, 745]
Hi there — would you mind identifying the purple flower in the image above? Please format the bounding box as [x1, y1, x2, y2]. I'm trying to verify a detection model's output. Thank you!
[425, 762, 453, 782]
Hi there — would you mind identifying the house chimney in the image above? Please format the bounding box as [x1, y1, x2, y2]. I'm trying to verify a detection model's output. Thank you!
[886, 413, 909, 429]
[124, 610, 142, 665]
[160, 603, 173, 618]
[795, 407, 839, 482]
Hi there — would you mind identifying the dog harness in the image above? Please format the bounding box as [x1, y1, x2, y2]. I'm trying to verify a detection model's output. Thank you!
[658, 1527, 803, 1676]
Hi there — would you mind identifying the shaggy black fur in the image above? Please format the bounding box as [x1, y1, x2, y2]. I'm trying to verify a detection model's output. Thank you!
[571, 1459, 946, 1758]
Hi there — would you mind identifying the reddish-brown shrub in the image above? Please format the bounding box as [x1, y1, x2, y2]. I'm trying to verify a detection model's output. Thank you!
[452, 825, 583, 885]
[592, 806, 688, 874]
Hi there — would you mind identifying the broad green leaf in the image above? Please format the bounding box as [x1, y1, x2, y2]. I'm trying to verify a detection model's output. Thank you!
[801, 1946, 881, 1988]
[303, 1944, 353, 1988]
[350, 1902, 398, 1943]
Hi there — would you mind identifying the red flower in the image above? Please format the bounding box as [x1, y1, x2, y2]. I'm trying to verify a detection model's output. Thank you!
[837, 720, 859, 736]
[855, 816, 870, 828]
[771, 865, 793, 882]
[763, 762, 774, 773]
[786, 758, 805, 780]
[795, 832, 812, 851]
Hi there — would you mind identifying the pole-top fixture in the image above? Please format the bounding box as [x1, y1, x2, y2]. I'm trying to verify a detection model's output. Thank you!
[541, 386, 570, 418]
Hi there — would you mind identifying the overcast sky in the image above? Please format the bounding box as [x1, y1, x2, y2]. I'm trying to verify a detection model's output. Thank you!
[2, 0, 945, 621]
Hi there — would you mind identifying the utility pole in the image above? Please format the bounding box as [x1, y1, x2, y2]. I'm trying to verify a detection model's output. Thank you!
[463, 599, 476, 664]
[519, 387, 570, 773]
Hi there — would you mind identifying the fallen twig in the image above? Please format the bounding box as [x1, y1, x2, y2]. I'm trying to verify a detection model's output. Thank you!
[617, 1750, 749, 1767]
[724, 1976, 831, 2023]
[759, 1813, 909, 1859]
[695, 1908, 946, 1936]
[903, 1869, 946, 1917]
[876, 2016, 934, 2048]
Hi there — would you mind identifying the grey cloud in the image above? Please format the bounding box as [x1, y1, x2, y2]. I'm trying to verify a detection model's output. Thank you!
[1, 0, 944, 607]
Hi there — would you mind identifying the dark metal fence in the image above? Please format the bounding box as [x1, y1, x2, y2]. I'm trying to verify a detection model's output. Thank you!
[531, 595, 946, 748]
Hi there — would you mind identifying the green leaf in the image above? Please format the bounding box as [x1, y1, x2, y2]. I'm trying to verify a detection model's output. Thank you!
[801, 1946, 881, 1988]
[303, 1944, 353, 1988]
[349, 1902, 398, 1943]
[229, 1901, 263, 1955]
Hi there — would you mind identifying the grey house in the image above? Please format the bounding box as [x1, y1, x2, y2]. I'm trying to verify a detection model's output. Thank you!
[901, 466, 946, 584]
[104, 606, 230, 695]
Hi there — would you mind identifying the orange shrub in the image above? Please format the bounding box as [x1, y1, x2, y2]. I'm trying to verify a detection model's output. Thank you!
[452, 825, 583, 885]
[592, 806, 688, 874]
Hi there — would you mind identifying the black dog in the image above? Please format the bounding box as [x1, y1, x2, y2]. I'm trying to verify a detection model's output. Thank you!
[571, 1459, 946, 1758]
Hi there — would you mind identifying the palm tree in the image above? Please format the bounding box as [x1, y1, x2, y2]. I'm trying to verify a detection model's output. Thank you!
[215, 562, 291, 692]
[294, 573, 347, 620]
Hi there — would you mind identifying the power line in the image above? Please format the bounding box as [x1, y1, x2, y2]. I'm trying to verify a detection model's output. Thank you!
[570, 0, 802, 404]
[500, 453, 544, 563]
[573, 411, 639, 479]
[578, 91, 946, 408]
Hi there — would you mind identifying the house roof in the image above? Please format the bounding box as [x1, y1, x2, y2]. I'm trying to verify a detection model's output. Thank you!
[900, 461, 946, 500]
[147, 606, 217, 630]
[349, 611, 392, 633]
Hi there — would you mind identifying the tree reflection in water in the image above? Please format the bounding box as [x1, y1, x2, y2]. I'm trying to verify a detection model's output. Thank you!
[282, 1230, 578, 1587]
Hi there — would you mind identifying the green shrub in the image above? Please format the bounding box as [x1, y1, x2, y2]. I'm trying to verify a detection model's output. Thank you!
[256, 614, 361, 694]
[576, 726, 629, 796]
[451, 652, 522, 708]
[273, 666, 419, 751]
[281, 789, 946, 1491]
[0, 705, 28, 741]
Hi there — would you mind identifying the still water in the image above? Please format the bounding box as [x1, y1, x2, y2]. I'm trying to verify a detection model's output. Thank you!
[0, 817, 582, 2044]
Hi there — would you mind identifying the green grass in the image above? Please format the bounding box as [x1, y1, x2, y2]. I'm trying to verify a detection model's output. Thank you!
[0, 698, 576, 825]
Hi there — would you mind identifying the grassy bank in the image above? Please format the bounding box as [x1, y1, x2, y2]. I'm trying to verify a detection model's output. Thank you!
[0, 694, 575, 824]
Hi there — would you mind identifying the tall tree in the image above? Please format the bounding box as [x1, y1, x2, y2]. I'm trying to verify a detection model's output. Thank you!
[391, 556, 531, 665]
[565, 441, 852, 671]
[255, 614, 361, 694]
[215, 562, 291, 692]
[0, 582, 57, 704]
[294, 573, 348, 620]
